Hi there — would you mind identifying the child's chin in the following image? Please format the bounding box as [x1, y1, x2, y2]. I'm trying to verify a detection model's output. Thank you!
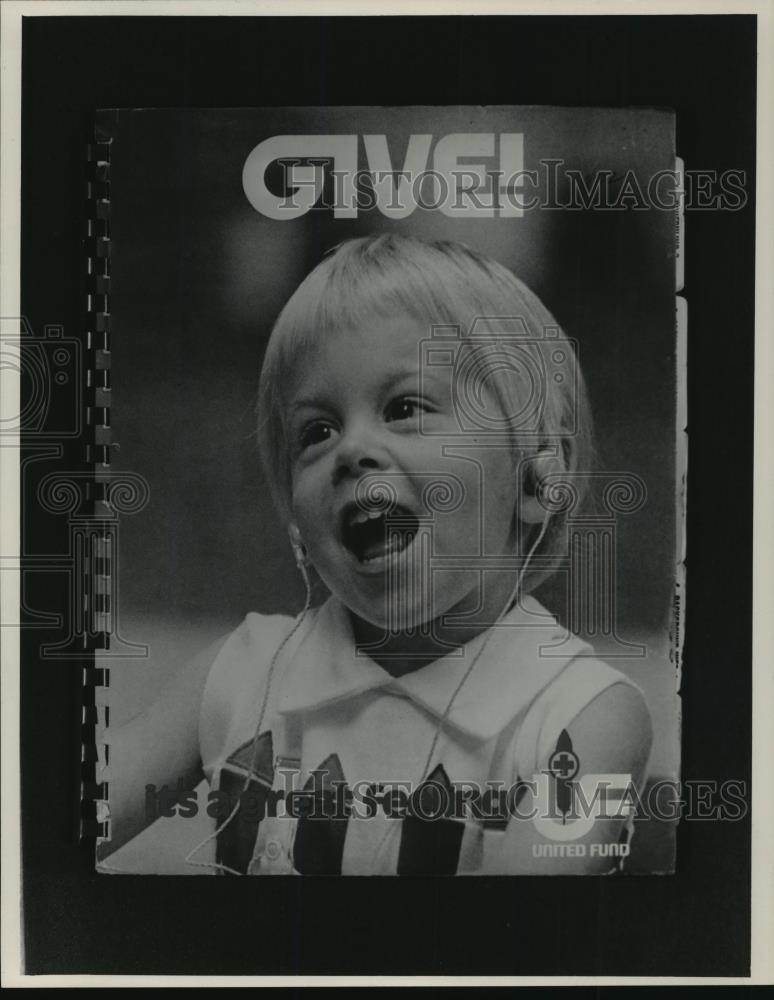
[350, 594, 441, 632]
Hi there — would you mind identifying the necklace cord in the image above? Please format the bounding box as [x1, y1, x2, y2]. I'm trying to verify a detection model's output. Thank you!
[370, 510, 552, 872]
[184, 561, 313, 874]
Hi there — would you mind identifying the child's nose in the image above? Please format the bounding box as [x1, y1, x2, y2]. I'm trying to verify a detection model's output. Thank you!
[332, 424, 390, 483]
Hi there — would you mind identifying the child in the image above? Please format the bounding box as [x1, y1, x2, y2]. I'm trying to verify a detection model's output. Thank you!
[104, 233, 652, 876]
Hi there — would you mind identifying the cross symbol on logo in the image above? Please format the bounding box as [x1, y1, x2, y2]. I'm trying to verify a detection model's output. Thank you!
[548, 749, 579, 781]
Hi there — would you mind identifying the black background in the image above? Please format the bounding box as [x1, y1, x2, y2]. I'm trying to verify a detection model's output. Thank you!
[20, 14, 755, 976]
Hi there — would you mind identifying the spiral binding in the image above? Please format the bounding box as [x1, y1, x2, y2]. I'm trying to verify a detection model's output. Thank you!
[81, 120, 112, 844]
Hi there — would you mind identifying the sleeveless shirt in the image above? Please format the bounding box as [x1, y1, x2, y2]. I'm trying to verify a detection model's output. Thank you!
[197, 594, 642, 875]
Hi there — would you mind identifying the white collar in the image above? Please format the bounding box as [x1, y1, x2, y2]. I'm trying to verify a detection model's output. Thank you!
[275, 595, 590, 741]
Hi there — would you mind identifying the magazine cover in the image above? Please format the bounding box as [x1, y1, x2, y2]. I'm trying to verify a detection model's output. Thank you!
[92, 105, 682, 877]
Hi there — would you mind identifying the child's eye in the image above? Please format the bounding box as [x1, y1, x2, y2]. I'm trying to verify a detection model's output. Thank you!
[299, 420, 335, 450]
[384, 397, 424, 423]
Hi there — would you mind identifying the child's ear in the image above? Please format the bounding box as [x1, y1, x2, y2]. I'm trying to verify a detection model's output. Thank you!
[518, 451, 565, 524]
[287, 522, 309, 567]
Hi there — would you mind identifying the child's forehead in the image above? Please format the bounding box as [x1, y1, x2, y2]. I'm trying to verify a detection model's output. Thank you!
[287, 315, 432, 380]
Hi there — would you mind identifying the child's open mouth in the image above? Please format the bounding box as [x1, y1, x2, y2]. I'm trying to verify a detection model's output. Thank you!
[340, 502, 420, 566]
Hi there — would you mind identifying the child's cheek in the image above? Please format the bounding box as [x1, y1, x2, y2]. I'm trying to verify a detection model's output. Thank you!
[289, 474, 313, 530]
[291, 468, 330, 541]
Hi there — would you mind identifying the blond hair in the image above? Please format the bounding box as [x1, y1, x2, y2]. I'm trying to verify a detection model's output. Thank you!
[257, 233, 596, 592]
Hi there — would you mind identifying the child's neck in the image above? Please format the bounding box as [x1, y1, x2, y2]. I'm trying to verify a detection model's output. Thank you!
[348, 576, 518, 678]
